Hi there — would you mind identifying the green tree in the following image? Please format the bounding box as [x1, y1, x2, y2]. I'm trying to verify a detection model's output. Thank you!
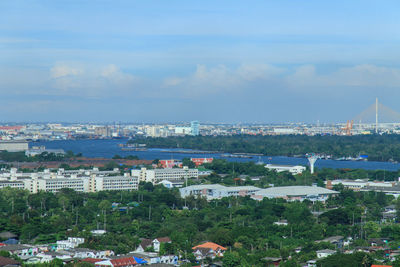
[222, 251, 241, 267]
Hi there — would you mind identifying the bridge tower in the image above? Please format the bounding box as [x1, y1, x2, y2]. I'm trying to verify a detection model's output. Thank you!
[307, 154, 318, 174]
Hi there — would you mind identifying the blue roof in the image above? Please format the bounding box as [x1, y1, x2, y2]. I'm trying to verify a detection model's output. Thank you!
[133, 257, 147, 264]
[4, 238, 18, 244]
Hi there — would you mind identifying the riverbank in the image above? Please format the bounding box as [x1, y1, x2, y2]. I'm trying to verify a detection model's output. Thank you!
[31, 139, 400, 171]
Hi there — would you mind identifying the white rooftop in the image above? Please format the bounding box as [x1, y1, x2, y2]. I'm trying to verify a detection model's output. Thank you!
[255, 186, 338, 197]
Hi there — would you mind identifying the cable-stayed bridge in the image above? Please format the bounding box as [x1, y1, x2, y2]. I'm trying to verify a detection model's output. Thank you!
[351, 98, 400, 134]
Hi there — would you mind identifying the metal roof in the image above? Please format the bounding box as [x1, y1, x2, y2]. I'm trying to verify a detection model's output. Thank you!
[255, 186, 338, 197]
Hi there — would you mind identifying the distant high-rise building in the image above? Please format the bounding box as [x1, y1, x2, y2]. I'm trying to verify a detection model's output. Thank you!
[95, 126, 112, 137]
[191, 121, 199, 136]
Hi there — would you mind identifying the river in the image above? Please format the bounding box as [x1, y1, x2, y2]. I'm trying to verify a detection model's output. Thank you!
[33, 139, 400, 171]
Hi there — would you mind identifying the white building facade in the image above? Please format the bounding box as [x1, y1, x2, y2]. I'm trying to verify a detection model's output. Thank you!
[265, 164, 306, 175]
[132, 166, 198, 184]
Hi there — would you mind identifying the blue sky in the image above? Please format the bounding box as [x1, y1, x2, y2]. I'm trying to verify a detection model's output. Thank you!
[1, 0, 400, 123]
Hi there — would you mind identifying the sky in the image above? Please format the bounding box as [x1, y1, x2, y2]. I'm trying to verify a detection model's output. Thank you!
[1, 0, 400, 123]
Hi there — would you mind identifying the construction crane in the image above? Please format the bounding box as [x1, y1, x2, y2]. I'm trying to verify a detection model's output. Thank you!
[342, 120, 354, 136]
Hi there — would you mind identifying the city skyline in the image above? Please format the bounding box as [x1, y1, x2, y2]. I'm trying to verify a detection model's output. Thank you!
[1, 1, 400, 123]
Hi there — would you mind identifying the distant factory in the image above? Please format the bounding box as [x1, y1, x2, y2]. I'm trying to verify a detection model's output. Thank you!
[0, 140, 29, 152]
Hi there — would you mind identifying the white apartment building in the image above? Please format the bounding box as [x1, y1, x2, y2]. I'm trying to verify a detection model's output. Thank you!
[0, 168, 138, 193]
[37, 177, 90, 193]
[93, 176, 138, 191]
[0, 180, 25, 190]
[265, 164, 306, 175]
[131, 166, 198, 184]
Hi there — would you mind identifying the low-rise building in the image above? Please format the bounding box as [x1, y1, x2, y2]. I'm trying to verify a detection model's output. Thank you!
[326, 179, 395, 191]
[251, 186, 339, 202]
[0, 181, 25, 190]
[95, 257, 137, 267]
[56, 238, 85, 250]
[191, 158, 213, 166]
[135, 237, 171, 253]
[158, 180, 184, 189]
[25, 146, 65, 157]
[131, 167, 198, 184]
[265, 164, 306, 175]
[316, 249, 336, 258]
[0, 140, 29, 152]
[0, 167, 138, 193]
[315, 236, 344, 248]
[37, 177, 90, 193]
[179, 184, 261, 200]
[94, 176, 138, 192]
[273, 220, 288, 226]
[192, 242, 226, 260]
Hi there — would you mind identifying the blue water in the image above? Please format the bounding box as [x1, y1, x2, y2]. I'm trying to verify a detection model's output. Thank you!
[33, 139, 400, 171]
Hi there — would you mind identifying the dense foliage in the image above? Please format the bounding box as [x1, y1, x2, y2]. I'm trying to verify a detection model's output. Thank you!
[135, 134, 400, 161]
[0, 183, 398, 266]
[0, 150, 80, 162]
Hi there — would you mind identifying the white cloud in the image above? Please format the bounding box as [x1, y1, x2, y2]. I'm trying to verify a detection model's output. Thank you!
[287, 64, 400, 89]
[237, 63, 284, 81]
[163, 77, 184, 86]
[50, 63, 83, 78]
[163, 63, 285, 97]
[101, 64, 136, 84]
[48, 63, 138, 97]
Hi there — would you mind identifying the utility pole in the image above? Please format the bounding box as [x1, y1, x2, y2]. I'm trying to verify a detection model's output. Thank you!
[375, 97, 378, 134]
[103, 209, 106, 231]
[148, 205, 152, 221]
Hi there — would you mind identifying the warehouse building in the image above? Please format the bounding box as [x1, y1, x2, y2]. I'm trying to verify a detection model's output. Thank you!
[0, 140, 29, 152]
[251, 186, 338, 202]
[179, 184, 261, 200]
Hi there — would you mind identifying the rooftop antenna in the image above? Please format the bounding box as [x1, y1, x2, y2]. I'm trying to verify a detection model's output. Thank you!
[307, 153, 318, 174]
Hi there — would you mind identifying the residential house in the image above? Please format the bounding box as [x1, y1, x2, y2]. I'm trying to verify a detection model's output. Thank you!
[368, 238, 390, 247]
[135, 237, 171, 253]
[315, 236, 344, 248]
[0, 245, 35, 259]
[262, 257, 282, 266]
[306, 260, 317, 267]
[273, 220, 288, 226]
[192, 242, 227, 260]
[34, 251, 73, 263]
[95, 257, 137, 267]
[0, 232, 17, 241]
[91, 230, 107, 236]
[128, 252, 176, 265]
[24, 256, 43, 264]
[70, 248, 114, 259]
[56, 237, 84, 250]
[316, 249, 336, 258]
[3, 240, 18, 245]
